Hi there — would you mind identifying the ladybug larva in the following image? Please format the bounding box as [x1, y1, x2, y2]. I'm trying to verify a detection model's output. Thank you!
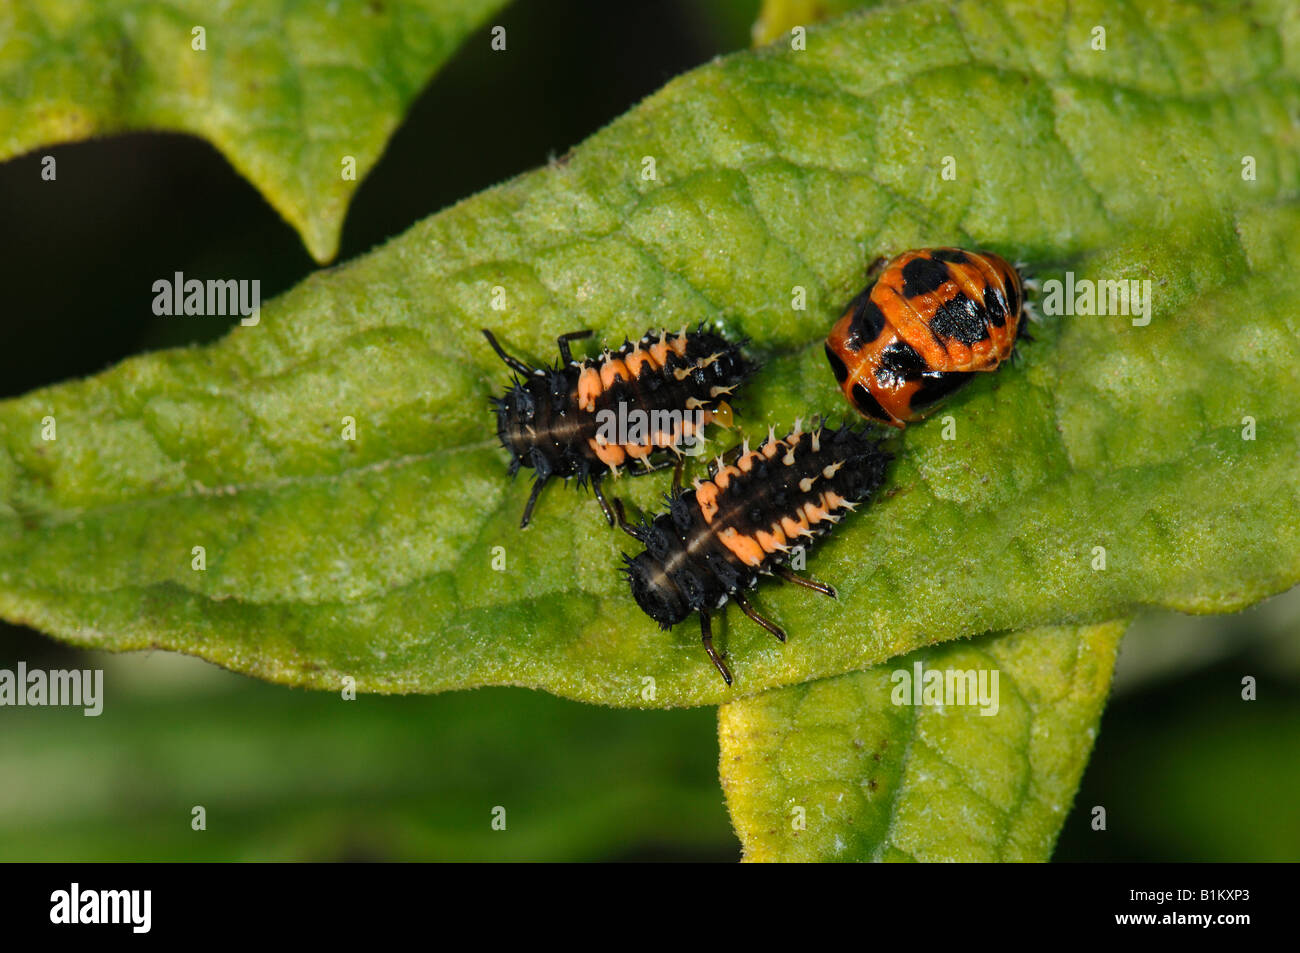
[618, 421, 891, 685]
[484, 326, 752, 528]
[825, 247, 1030, 427]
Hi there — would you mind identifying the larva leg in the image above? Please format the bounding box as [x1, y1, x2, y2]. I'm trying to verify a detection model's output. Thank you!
[775, 565, 837, 599]
[700, 611, 733, 686]
[556, 329, 594, 365]
[734, 591, 786, 643]
[519, 476, 549, 529]
[590, 475, 617, 527]
[482, 329, 532, 376]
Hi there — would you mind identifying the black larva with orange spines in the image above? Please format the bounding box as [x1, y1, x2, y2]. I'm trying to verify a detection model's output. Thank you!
[484, 325, 752, 528]
[619, 422, 891, 685]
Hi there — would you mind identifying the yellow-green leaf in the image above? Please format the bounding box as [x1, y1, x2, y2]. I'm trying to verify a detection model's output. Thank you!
[752, 0, 872, 46]
[719, 621, 1125, 861]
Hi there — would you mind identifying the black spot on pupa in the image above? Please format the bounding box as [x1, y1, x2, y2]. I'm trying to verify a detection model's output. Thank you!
[825, 344, 850, 384]
[847, 297, 888, 349]
[981, 283, 1007, 327]
[911, 370, 973, 409]
[1004, 277, 1020, 319]
[929, 294, 990, 345]
[850, 383, 891, 422]
[875, 340, 928, 386]
[900, 256, 953, 297]
[930, 248, 970, 265]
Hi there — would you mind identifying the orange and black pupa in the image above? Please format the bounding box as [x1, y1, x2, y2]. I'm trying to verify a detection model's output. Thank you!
[825, 247, 1030, 427]
[618, 421, 890, 685]
[484, 326, 752, 528]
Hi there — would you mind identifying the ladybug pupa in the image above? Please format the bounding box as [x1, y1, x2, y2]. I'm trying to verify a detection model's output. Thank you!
[825, 247, 1034, 427]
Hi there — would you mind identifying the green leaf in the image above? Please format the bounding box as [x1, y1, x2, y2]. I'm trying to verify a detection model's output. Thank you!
[719, 620, 1125, 861]
[2, 0, 1298, 705]
[0, 0, 510, 262]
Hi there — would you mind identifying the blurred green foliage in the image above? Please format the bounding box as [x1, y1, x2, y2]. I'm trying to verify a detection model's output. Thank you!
[0, 653, 733, 861]
[1061, 680, 1300, 863]
[2, 594, 1296, 861]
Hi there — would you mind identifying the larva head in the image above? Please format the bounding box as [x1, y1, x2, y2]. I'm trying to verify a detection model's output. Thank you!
[623, 552, 692, 630]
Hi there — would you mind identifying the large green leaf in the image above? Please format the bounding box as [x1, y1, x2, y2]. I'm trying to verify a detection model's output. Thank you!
[0, 0, 510, 261]
[1, 0, 1297, 706]
[719, 620, 1124, 861]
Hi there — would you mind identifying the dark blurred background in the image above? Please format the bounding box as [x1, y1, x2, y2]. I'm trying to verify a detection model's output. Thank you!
[2, 0, 1297, 862]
